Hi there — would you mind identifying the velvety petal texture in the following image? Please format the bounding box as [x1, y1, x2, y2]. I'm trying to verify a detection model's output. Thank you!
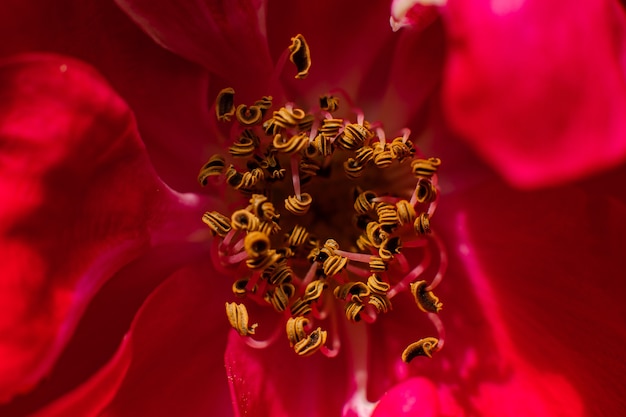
[442, 0, 626, 187]
[113, 0, 273, 97]
[0, 53, 206, 404]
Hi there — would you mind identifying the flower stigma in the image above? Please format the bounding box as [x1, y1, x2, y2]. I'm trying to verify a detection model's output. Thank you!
[199, 34, 447, 363]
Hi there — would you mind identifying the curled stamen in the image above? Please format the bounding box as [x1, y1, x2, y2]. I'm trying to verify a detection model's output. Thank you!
[198, 155, 226, 186]
[215, 87, 235, 121]
[401, 337, 440, 362]
[235, 104, 263, 126]
[225, 302, 258, 336]
[410, 280, 443, 313]
[202, 211, 232, 237]
[289, 34, 311, 79]
[285, 193, 313, 215]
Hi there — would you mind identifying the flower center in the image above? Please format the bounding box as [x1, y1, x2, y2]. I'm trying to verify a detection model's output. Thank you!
[199, 35, 446, 362]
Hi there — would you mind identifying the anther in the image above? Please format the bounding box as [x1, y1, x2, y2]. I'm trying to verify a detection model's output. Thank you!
[334, 282, 370, 302]
[354, 190, 378, 214]
[198, 154, 226, 186]
[411, 157, 441, 179]
[232, 278, 253, 297]
[293, 327, 327, 356]
[414, 213, 431, 235]
[286, 316, 310, 346]
[410, 280, 443, 313]
[273, 132, 309, 154]
[235, 104, 263, 126]
[288, 34, 311, 79]
[285, 193, 313, 215]
[215, 87, 236, 121]
[202, 211, 232, 237]
[229, 130, 259, 158]
[244, 231, 271, 258]
[225, 302, 258, 336]
[264, 282, 295, 312]
[319, 95, 339, 112]
[401, 337, 440, 362]
[367, 274, 391, 294]
[231, 209, 260, 231]
[301, 279, 327, 303]
[396, 199, 416, 226]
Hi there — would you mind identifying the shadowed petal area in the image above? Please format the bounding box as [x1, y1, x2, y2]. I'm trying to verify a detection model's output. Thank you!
[113, 0, 273, 97]
[225, 320, 353, 417]
[366, 171, 626, 415]
[0, 0, 219, 193]
[0, 53, 204, 403]
[92, 258, 234, 417]
[443, 0, 626, 187]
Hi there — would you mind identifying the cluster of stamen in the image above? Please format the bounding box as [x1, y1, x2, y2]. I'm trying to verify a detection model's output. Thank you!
[199, 35, 446, 363]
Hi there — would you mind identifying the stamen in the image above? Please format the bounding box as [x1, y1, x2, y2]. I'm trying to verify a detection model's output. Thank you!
[200, 43, 446, 364]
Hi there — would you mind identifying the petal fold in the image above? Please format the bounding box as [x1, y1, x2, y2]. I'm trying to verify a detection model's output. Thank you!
[443, 0, 626, 187]
[0, 53, 202, 402]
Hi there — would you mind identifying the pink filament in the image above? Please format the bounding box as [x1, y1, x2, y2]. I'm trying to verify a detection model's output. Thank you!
[387, 248, 432, 299]
[334, 249, 372, 263]
[290, 153, 302, 198]
[427, 232, 447, 291]
[428, 312, 445, 351]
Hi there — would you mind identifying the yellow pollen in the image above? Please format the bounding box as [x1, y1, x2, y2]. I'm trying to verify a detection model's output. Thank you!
[200, 34, 446, 361]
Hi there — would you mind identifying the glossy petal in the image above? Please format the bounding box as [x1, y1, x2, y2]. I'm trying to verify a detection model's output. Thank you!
[443, 0, 626, 187]
[0, 53, 205, 403]
[113, 0, 274, 97]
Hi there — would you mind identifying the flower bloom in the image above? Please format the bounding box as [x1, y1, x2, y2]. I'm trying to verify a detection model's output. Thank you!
[1, 1, 625, 417]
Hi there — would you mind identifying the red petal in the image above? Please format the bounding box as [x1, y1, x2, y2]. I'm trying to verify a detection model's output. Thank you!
[366, 169, 626, 414]
[0, 53, 203, 402]
[113, 0, 274, 95]
[0, 0, 218, 192]
[224, 320, 353, 417]
[95, 259, 234, 417]
[29, 336, 132, 417]
[442, 0, 626, 187]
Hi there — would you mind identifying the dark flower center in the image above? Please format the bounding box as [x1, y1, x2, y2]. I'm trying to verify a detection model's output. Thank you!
[198, 34, 446, 362]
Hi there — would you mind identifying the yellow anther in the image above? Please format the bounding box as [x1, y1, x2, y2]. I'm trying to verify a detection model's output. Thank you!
[244, 231, 271, 258]
[319, 118, 343, 138]
[414, 213, 431, 235]
[401, 337, 440, 362]
[286, 225, 310, 247]
[198, 154, 226, 186]
[289, 34, 311, 79]
[376, 202, 399, 228]
[365, 222, 388, 248]
[355, 146, 374, 165]
[369, 293, 392, 314]
[225, 302, 258, 336]
[410, 280, 443, 313]
[273, 132, 309, 154]
[389, 137, 415, 161]
[232, 278, 252, 297]
[254, 96, 273, 114]
[202, 211, 232, 237]
[343, 158, 365, 179]
[345, 300, 365, 322]
[411, 157, 441, 179]
[290, 297, 313, 316]
[379, 236, 402, 261]
[229, 130, 259, 158]
[294, 327, 327, 356]
[285, 193, 313, 216]
[302, 279, 327, 303]
[356, 233, 374, 251]
[374, 149, 394, 168]
[215, 87, 235, 122]
[245, 249, 281, 271]
[231, 209, 260, 231]
[367, 274, 391, 294]
[354, 190, 378, 214]
[263, 261, 292, 285]
[264, 282, 295, 312]
[319, 95, 339, 112]
[235, 104, 263, 126]
[312, 134, 333, 157]
[257, 220, 281, 236]
[336, 123, 369, 150]
[414, 179, 437, 204]
[286, 316, 310, 346]
[396, 199, 417, 226]
[334, 282, 371, 302]
[369, 256, 387, 272]
[299, 158, 321, 178]
[322, 254, 348, 277]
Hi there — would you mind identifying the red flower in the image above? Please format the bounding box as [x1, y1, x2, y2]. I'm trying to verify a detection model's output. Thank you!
[0, 1, 625, 416]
